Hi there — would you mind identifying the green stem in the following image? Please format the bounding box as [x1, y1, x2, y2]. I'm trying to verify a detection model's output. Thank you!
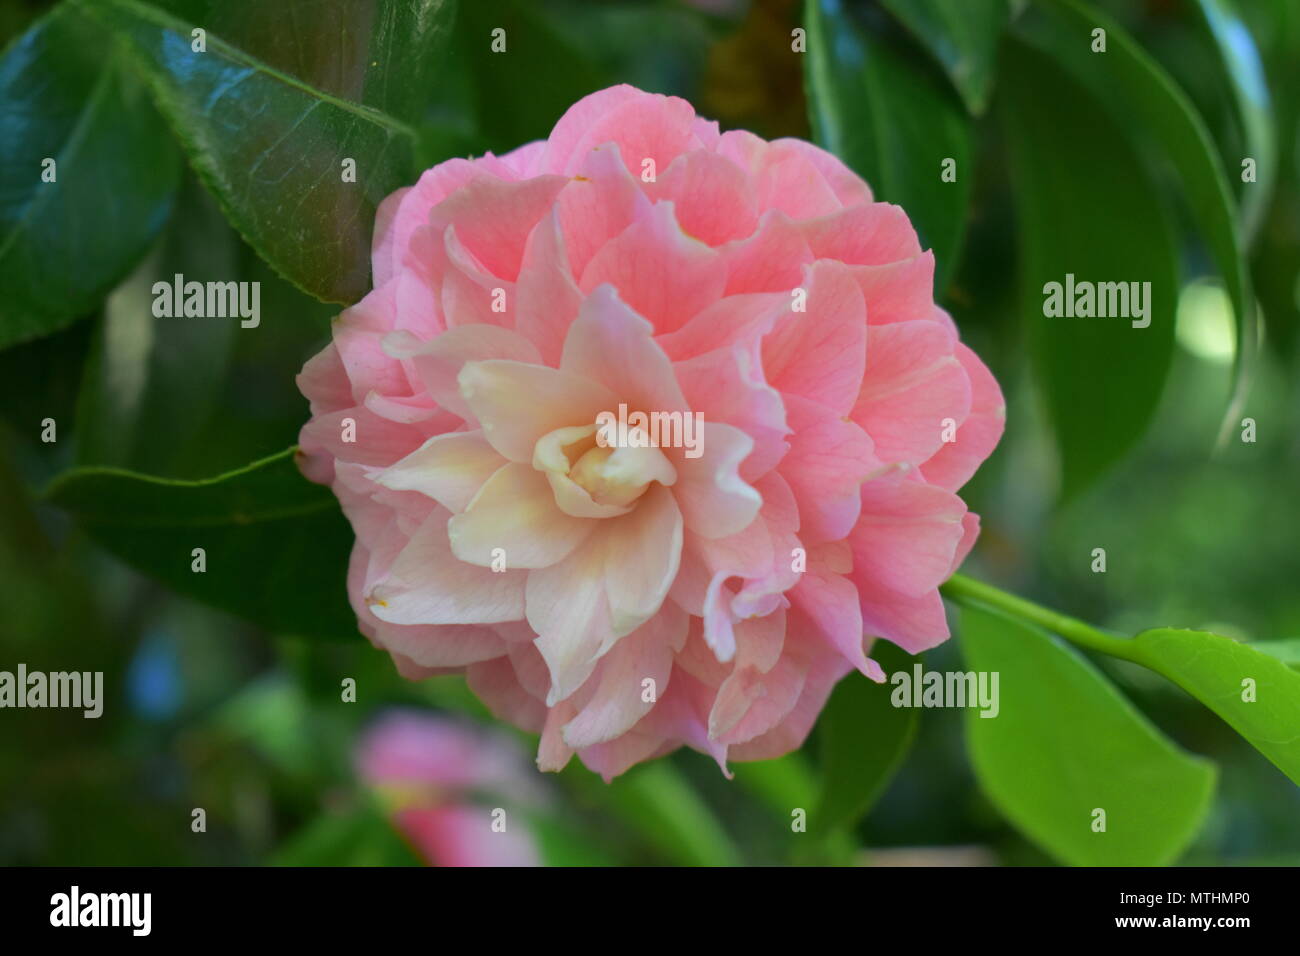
[940, 573, 1142, 663]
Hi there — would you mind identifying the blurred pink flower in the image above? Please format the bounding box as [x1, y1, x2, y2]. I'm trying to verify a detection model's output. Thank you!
[300, 84, 1004, 781]
[356, 711, 542, 867]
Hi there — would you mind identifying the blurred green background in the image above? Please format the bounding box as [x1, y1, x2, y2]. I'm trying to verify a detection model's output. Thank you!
[0, 0, 1297, 865]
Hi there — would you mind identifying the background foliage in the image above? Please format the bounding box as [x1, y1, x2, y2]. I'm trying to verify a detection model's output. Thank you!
[1, 0, 1297, 866]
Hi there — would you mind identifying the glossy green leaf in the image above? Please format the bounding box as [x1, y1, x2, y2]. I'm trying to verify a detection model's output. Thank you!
[0, 4, 180, 349]
[1001, 40, 1179, 497]
[960, 604, 1216, 867]
[1018, 0, 1258, 445]
[879, 0, 1009, 115]
[45, 447, 360, 640]
[814, 642, 919, 833]
[140, 0, 459, 128]
[81, 0, 424, 305]
[1128, 628, 1300, 785]
[804, 0, 973, 293]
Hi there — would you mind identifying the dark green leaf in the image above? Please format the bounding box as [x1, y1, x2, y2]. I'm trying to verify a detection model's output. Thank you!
[1018, 0, 1258, 446]
[45, 447, 360, 640]
[1000, 40, 1179, 497]
[141, 0, 459, 128]
[805, 0, 974, 293]
[960, 604, 1216, 866]
[880, 0, 1009, 114]
[457, 0, 608, 153]
[74, 177, 240, 475]
[814, 642, 918, 832]
[271, 801, 423, 866]
[1129, 628, 1300, 785]
[82, 0, 423, 304]
[561, 761, 741, 866]
[0, 4, 180, 349]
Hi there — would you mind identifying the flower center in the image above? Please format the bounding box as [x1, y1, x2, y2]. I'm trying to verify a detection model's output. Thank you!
[569, 445, 651, 508]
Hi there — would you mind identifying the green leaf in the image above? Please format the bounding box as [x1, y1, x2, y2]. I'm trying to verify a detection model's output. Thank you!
[1000, 40, 1179, 497]
[879, 0, 1010, 115]
[74, 177, 240, 475]
[45, 447, 360, 640]
[805, 0, 973, 293]
[1250, 638, 1300, 669]
[456, 0, 607, 154]
[143, 0, 459, 128]
[271, 801, 423, 866]
[1194, 0, 1275, 242]
[1128, 628, 1300, 785]
[814, 642, 918, 833]
[81, 0, 424, 305]
[1018, 0, 1258, 446]
[563, 761, 741, 866]
[960, 604, 1216, 867]
[0, 4, 180, 349]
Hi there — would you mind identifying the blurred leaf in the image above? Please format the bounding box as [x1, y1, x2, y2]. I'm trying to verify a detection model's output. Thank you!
[0, 4, 179, 349]
[1129, 628, 1300, 785]
[1250, 638, 1300, 669]
[1194, 0, 1275, 242]
[732, 752, 817, 816]
[1017, 0, 1258, 447]
[82, 0, 424, 304]
[271, 801, 422, 866]
[74, 178, 239, 475]
[879, 0, 1009, 114]
[805, 0, 973, 293]
[1001, 40, 1179, 497]
[566, 761, 741, 866]
[814, 642, 918, 833]
[456, 0, 607, 153]
[960, 604, 1216, 867]
[45, 447, 360, 640]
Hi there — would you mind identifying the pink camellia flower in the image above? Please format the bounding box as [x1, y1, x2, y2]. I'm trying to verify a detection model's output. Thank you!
[357, 711, 544, 867]
[298, 84, 1004, 781]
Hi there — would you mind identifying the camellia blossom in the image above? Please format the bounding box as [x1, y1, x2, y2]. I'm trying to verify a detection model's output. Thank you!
[298, 85, 1004, 780]
[356, 711, 543, 867]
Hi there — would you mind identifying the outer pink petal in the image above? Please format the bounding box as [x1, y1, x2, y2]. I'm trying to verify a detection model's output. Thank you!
[852, 318, 971, 467]
[920, 342, 1006, 491]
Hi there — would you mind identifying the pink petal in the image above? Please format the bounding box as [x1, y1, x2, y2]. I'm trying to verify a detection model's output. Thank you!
[579, 202, 725, 334]
[852, 318, 971, 466]
[762, 260, 867, 416]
